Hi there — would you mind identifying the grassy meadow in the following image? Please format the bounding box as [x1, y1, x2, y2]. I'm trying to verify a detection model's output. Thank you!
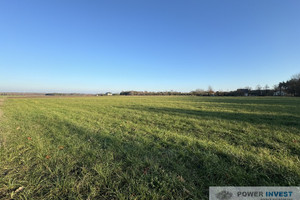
[0, 96, 299, 199]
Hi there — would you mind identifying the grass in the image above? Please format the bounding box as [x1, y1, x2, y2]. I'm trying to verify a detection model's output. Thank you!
[0, 96, 299, 199]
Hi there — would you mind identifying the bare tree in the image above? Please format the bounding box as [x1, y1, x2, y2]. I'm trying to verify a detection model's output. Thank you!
[264, 84, 269, 90]
[245, 86, 252, 91]
[256, 84, 262, 90]
[195, 89, 204, 92]
[291, 73, 300, 80]
[191, 89, 205, 96]
[264, 84, 269, 95]
[256, 85, 262, 95]
[273, 84, 278, 93]
[207, 86, 214, 95]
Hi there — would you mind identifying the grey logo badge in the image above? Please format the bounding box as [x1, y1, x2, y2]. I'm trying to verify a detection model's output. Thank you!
[215, 190, 233, 200]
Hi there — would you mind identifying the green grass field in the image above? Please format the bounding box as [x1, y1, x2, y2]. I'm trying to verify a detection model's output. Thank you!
[0, 96, 299, 199]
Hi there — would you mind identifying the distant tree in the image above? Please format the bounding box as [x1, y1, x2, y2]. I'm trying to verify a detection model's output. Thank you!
[291, 73, 300, 80]
[256, 85, 262, 95]
[208, 86, 214, 95]
[191, 89, 205, 96]
[286, 80, 297, 96]
[245, 86, 252, 91]
[295, 74, 300, 96]
[277, 73, 300, 96]
[264, 84, 270, 96]
[256, 85, 262, 90]
[278, 82, 285, 96]
[284, 74, 300, 96]
[264, 84, 269, 90]
[195, 89, 204, 92]
[291, 73, 300, 96]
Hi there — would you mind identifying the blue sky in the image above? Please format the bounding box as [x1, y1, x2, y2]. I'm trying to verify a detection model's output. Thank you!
[0, 0, 299, 93]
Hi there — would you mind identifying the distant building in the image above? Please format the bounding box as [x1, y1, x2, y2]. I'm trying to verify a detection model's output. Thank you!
[273, 91, 286, 96]
[105, 92, 112, 96]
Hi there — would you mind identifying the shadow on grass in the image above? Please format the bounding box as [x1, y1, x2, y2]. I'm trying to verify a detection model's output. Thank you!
[180, 97, 300, 106]
[4, 104, 299, 199]
[120, 105, 300, 156]
[121, 105, 300, 128]
[37, 117, 300, 199]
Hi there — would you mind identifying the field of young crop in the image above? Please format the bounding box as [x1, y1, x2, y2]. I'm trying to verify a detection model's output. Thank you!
[0, 96, 299, 199]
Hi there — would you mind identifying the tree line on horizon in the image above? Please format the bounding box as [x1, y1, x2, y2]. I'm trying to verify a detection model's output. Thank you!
[120, 73, 300, 97]
[1, 74, 299, 97]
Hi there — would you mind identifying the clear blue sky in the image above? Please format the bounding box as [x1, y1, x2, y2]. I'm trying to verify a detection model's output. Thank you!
[0, 0, 299, 93]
